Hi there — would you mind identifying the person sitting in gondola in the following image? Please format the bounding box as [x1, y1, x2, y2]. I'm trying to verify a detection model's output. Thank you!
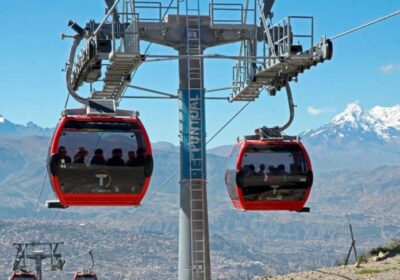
[73, 147, 88, 164]
[267, 165, 280, 184]
[126, 151, 138, 166]
[53, 146, 72, 165]
[236, 165, 248, 189]
[135, 147, 146, 166]
[49, 146, 72, 176]
[257, 163, 269, 182]
[256, 164, 266, 176]
[277, 164, 289, 176]
[248, 164, 256, 176]
[106, 148, 125, 166]
[90, 148, 106, 165]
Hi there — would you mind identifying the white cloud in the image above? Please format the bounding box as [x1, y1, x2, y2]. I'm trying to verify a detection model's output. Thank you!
[307, 106, 335, 116]
[380, 63, 400, 74]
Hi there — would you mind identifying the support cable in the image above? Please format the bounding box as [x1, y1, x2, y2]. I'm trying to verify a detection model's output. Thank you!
[122, 96, 228, 100]
[205, 87, 236, 94]
[91, 0, 122, 38]
[143, 54, 263, 64]
[207, 101, 251, 143]
[330, 10, 400, 40]
[20, 112, 68, 238]
[122, 96, 178, 99]
[27, 173, 48, 233]
[64, 91, 70, 109]
[126, 85, 177, 98]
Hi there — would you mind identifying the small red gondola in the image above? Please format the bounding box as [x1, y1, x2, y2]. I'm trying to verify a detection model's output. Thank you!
[47, 113, 153, 207]
[225, 139, 313, 211]
[73, 271, 98, 280]
[9, 271, 37, 280]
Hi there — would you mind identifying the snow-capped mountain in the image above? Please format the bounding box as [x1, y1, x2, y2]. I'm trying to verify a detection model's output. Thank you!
[300, 103, 400, 171]
[0, 115, 52, 137]
[369, 105, 400, 139]
[303, 103, 400, 142]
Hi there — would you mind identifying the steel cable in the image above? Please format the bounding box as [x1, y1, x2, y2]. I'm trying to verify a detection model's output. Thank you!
[27, 172, 48, 233]
[330, 10, 400, 40]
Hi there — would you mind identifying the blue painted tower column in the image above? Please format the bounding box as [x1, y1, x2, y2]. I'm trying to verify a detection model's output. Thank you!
[178, 47, 211, 280]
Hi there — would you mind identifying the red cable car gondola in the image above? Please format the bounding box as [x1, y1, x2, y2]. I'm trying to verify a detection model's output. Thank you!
[9, 271, 37, 280]
[73, 271, 98, 280]
[225, 139, 313, 211]
[47, 112, 153, 207]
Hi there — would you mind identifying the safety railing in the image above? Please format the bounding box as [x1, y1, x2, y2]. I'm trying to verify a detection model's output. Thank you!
[209, 0, 256, 26]
[232, 64, 246, 93]
[232, 40, 256, 97]
[119, 13, 140, 54]
[267, 16, 314, 58]
[133, 0, 179, 22]
[86, 0, 141, 55]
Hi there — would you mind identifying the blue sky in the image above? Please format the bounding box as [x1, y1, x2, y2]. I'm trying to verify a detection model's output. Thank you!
[0, 0, 399, 147]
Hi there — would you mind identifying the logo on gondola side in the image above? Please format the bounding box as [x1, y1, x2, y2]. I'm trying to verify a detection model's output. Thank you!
[95, 169, 112, 188]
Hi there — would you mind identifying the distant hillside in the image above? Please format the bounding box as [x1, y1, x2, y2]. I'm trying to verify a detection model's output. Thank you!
[208, 144, 232, 158]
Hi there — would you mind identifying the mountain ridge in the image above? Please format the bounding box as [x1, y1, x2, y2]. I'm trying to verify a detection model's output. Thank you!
[0, 115, 52, 137]
[302, 103, 400, 142]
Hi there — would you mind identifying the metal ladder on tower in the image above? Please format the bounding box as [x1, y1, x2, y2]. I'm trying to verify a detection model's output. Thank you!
[185, 0, 208, 279]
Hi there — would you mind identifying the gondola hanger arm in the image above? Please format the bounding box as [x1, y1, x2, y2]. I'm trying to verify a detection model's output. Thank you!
[259, 84, 295, 139]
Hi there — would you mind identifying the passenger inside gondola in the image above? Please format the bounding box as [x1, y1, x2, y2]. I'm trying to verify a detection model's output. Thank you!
[256, 164, 266, 176]
[106, 148, 125, 166]
[248, 164, 256, 176]
[90, 148, 106, 165]
[136, 147, 146, 166]
[49, 146, 71, 176]
[277, 164, 289, 176]
[54, 146, 72, 164]
[73, 147, 88, 164]
[126, 150, 137, 166]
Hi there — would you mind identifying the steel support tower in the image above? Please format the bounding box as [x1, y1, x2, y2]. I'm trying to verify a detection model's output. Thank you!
[131, 8, 256, 279]
[12, 242, 65, 280]
[63, 1, 332, 279]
